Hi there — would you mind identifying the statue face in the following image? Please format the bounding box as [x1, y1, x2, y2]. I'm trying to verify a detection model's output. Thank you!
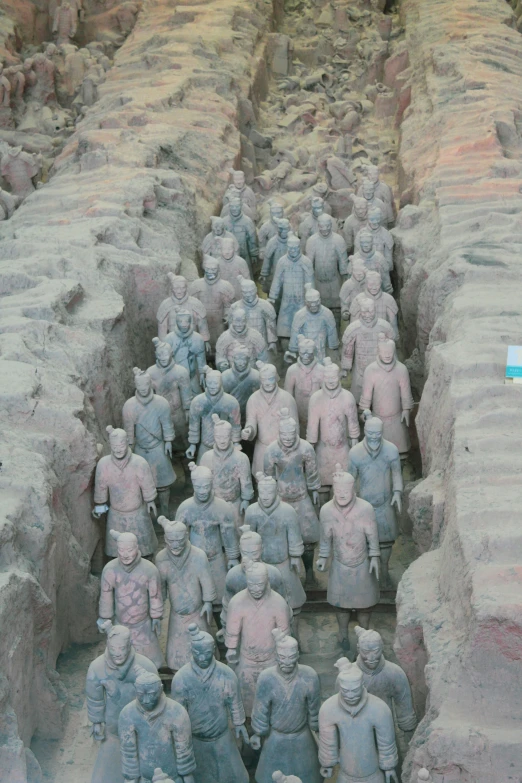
[246, 570, 268, 600]
[359, 640, 383, 670]
[362, 181, 375, 200]
[287, 242, 300, 261]
[306, 293, 321, 314]
[271, 206, 284, 221]
[230, 201, 242, 218]
[205, 263, 219, 282]
[324, 367, 340, 391]
[193, 478, 213, 503]
[279, 423, 297, 449]
[276, 646, 299, 674]
[156, 345, 172, 367]
[360, 301, 376, 325]
[360, 234, 373, 254]
[233, 353, 249, 373]
[136, 682, 162, 712]
[171, 279, 187, 300]
[378, 341, 395, 364]
[206, 374, 222, 396]
[298, 346, 315, 365]
[260, 371, 277, 393]
[240, 539, 262, 562]
[352, 265, 366, 283]
[135, 375, 152, 397]
[110, 434, 128, 459]
[365, 425, 383, 452]
[233, 171, 245, 189]
[318, 217, 332, 237]
[242, 286, 257, 304]
[334, 480, 355, 506]
[278, 225, 289, 241]
[232, 311, 247, 334]
[192, 640, 214, 669]
[367, 167, 379, 184]
[366, 275, 381, 296]
[312, 202, 323, 218]
[258, 481, 277, 507]
[176, 314, 191, 334]
[213, 221, 225, 237]
[221, 239, 235, 261]
[107, 633, 132, 666]
[340, 679, 363, 707]
[118, 539, 139, 566]
[165, 530, 188, 556]
[368, 211, 382, 230]
[214, 425, 231, 450]
[354, 202, 368, 220]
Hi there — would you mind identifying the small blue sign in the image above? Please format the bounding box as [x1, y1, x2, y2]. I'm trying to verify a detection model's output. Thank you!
[506, 346, 522, 378]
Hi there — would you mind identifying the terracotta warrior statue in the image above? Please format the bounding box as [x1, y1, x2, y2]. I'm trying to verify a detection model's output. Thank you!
[222, 345, 260, 424]
[201, 215, 239, 259]
[118, 670, 196, 782]
[341, 297, 395, 403]
[318, 662, 398, 783]
[200, 415, 254, 529]
[286, 284, 339, 364]
[284, 336, 324, 438]
[251, 631, 321, 783]
[122, 368, 176, 518]
[98, 531, 164, 668]
[225, 561, 292, 716]
[298, 196, 337, 252]
[53, 1, 77, 44]
[223, 169, 257, 218]
[357, 178, 387, 224]
[223, 197, 259, 276]
[340, 259, 367, 322]
[305, 214, 348, 322]
[348, 412, 403, 589]
[171, 624, 249, 783]
[93, 426, 157, 557]
[0, 146, 41, 199]
[189, 257, 235, 350]
[165, 309, 207, 395]
[216, 236, 252, 299]
[355, 206, 394, 271]
[86, 623, 158, 783]
[350, 227, 393, 294]
[155, 518, 216, 671]
[343, 196, 368, 254]
[186, 368, 241, 462]
[316, 466, 380, 650]
[350, 270, 398, 339]
[307, 359, 360, 506]
[259, 200, 284, 259]
[157, 273, 210, 349]
[215, 306, 268, 372]
[358, 165, 395, 225]
[261, 218, 291, 290]
[242, 362, 298, 475]
[148, 338, 192, 455]
[360, 334, 414, 457]
[269, 235, 314, 348]
[235, 276, 278, 350]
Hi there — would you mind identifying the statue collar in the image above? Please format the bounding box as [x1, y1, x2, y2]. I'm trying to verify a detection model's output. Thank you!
[356, 654, 385, 676]
[276, 664, 299, 684]
[360, 315, 378, 329]
[334, 495, 356, 516]
[260, 386, 279, 404]
[297, 358, 317, 374]
[119, 552, 142, 573]
[175, 325, 193, 340]
[242, 296, 258, 309]
[191, 658, 216, 682]
[233, 367, 251, 381]
[214, 443, 235, 461]
[278, 436, 300, 455]
[365, 288, 382, 302]
[205, 275, 219, 287]
[364, 438, 382, 459]
[156, 358, 175, 373]
[166, 540, 192, 569]
[136, 389, 154, 406]
[338, 688, 368, 716]
[230, 325, 249, 340]
[206, 388, 224, 404]
[172, 292, 188, 306]
[377, 357, 396, 373]
[104, 647, 136, 681]
[322, 383, 341, 399]
[111, 447, 132, 471]
[259, 496, 280, 515]
[194, 493, 214, 511]
[137, 692, 167, 722]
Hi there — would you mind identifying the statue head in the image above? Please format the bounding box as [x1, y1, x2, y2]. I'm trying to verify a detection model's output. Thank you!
[189, 462, 213, 502]
[135, 671, 163, 712]
[352, 195, 369, 221]
[355, 626, 384, 670]
[297, 335, 315, 366]
[152, 337, 173, 368]
[211, 216, 226, 237]
[168, 273, 188, 301]
[377, 332, 396, 365]
[358, 227, 374, 255]
[221, 236, 235, 261]
[133, 367, 152, 398]
[272, 773, 302, 783]
[232, 344, 250, 374]
[239, 275, 257, 305]
[245, 560, 269, 600]
[318, 213, 333, 238]
[304, 283, 321, 314]
[203, 256, 220, 283]
[204, 367, 223, 397]
[366, 270, 382, 297]
[23, 58, 34, 73]
[188, 623, 215, 669]
[332, 464, 355, 506]
[153, 770, 175, 783]
[229, 197, 243, 219]
[110, 530, 139, 566]
[363, 410, 383, 452]
[368, 206, 383, 231]
[311, 196, 324, 219]
[256, 472, 278, 508]
[239, 524, 262, 563]
[336, 659, 364, 706]
[362, 178, 376, 201]
[175, 308, 193, 335]
[273, 629, 299, 674]
[286, 235, 301, 261]
[212, 414, 232, 451]
[351, 258, 366, 283]
[101, 622, 133, 666]
[365, 164, 380, 185]
[417, 770, 432, 782]
[359, 296, 376, 326]
[270, 201, 284, 222]
[323, 357, 340, 391]
[230, 307, 248, 336]
[277, 218, 290, 241]
[278, 407, 298, 449]
[232, 170, 246, 190]
[257, 362, 278, 393]
[106, 425, 129, 460]
[158, 517, 189, 556]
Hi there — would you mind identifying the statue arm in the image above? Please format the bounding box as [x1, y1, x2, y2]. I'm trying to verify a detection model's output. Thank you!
[121, 401, 135, 447]
[93, 461, 109, 505]
[287, 508, 305, 558]
[317, 513, 332, 560]
[340, 329, 356, 371]
[326, 311, 340, 350]
[306, 399, 319, 445]
[307, 673, 321, 731]
[250, 677, 271, 737]
[224, 603, 242, 651]
[98, 569, 115, 621]
[264, 301, 278, 345]
[187, 399, 201, 445]
[359, 369, 373, 412]
[220, 515, 240, 563]
[391, 669, 417, 732]
[365, 507, 381, 559]
[391, 452, 404, 494]
[239, 457, 255, 502]
[200, 555, 218, 605]
[148, 571, 164, 619]
[230, 401, 242, 444]
[118, 718, 140, 781]
[179, 371, 193, 413]
[318, 708, 339, 770]
[399, 366, 415, 411]
[228, 669, 247, 727]
[346, 397, 361, 441]
[374, 707, 399, 773]
[86, 668, 106, 725]
[161, 402, 175, 444]
[304, 445, 321, 493]
[172, 709, 197, 778]
[268, 260, 284, 301]
[138, 461, 158, 504]
[260, 245, 273, 278]
[247, 224, 259, 259]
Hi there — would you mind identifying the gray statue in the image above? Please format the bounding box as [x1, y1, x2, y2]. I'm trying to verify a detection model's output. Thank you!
[285, 284, 339, 364]
[165, 309, 207, 395]
[222, 345, 261, 424]
[305, 214, 348, 322]
[223, 197, 258, 276]
[157, 273, 210, 348]
[186, 368, 241, 463]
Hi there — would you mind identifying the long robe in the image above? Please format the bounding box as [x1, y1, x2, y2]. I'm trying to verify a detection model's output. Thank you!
[171, 660, 248, 783]
[188, 389, 241, 461]
[146, 359, 192, 452]
[355, 655, 417, 733]
[341, 317, 395, 403]
[284, 359, 324, 438]
[215, 324, 268, 372]
[157, 293, 210, 343]
[252, 664, 321, 783]
[220, 561, 287, 630]
[359, 358, 414, 454]
[122, 391, 176, 488]
[307, 385, 360, 487]
[165, 326, 207, 394]
[305, 232, 349, 310]
[222, 366, 260, 424]
[269, 254, 315, 338]
[200, 444, 254, 529]
[244, 386, 298, 475]
[188, 277, 235, 348]
[288, 304, 339, 362]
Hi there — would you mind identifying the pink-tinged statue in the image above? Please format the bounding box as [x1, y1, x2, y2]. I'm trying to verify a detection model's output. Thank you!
[30, 51, 56, 104]
[201, 216, 239, 259]
[186, 368, 241, 462]
[259, 200, 284, 259]
[0, 146, 40, 199]
[164, 309, 207, 395]
[93, 426, 158, 557]
[316, 467, 380, 649]
[118, 670, 196, 783]
[225, 561, 292, 716]
[155, 518, 216, 671]
[305, 214, 348, 321]
[307, 359, 360, 505]
[272, 774, 303, 783]
[360, 335, 414, 457]
[351, 228, 393, 294]
[341, 297, 395, 403]
[215, 307, 268, 372]
[358, 165, 395, 225]
[86, 623, 158, 783]
[53, 1, 77, 44]
[157, 273, 210, 348]
[175, 463, 239, 606]
[260, 218, 291, 291]
[235, 276, 278, 350]
[350, 271, 398, 339]
[171, 624, 249, 783]
[318, 662, 398, 783]
[347, 412, 403, 589]
[223, 170, 257, 219]
[284, 337, 324, 438]
[200, 415, 254, 529]
[188, 258, 235, 350]
[343, 196, 368, 254]
[286, 284, 339, 364]
[298, 196, 337, 252]
[148, 338, 192, 454]
[340, 259, 367, 321]
[98, 531, 164, 668]
[357, 178, 387, 225]
[220, 525, 287, 635]
[354, 626, 417, 740]
[222, 346, 260, 424]
[242, 362, 298, 475]
[251, 631, 321, 783]
[355, 206, 394, 271]
[223, 197, 259, 276]
[122, 368, 176, 518]
[269, 235, 314, 345]
[216, 237, 251, 300]
[245, 472, 306, 626]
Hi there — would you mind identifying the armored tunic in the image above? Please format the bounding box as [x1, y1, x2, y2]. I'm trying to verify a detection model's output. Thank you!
[189, 277, 235, 348]
[307, 386, 360, 487]
[147, 359, 192, 451]
[223, 213, 258, 275]
[341, 317, 395, 403]
[157, 293, 210, 342]
[222, 366, 260, 424]
[355, 656, 417, 733]
[188, 389, 241, 461]
[359, 358, 414, 454]
[288, 304, 339, 362]
[201, 444, 254, 529]
[165, 326, 207, 394]
[218, 254, 252, 300]
[244, 387, 299, 475]
[241, 296, 278, 346]
[122, 391, 176, 488]
[350, 290, 398, 339]
[284, 359, 324, 437]
[305, 232, 349, 310]
[215, 324, 268, 372]
[269, 254, 315, 338]
[220, 562, 287, 630]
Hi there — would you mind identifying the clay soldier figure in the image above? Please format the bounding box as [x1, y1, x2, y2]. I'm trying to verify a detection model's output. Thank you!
[165, 309, 207, 394]
[251, 632, 321, 783]
[223, 169, 257, 218]
[220, 525, 287, 635]
[224, 197, 259, 276]
[319, 662, 398, 783]
[118, 670, 196, 783]
[86, 623, 158, 783]
[175, 463, 239, 606]
[298, 196, 335, 252]
[242, 362, 298, 475]
[259, 200, 284, 259]
[340, 259, 367, 321]
[122, 368, 176, 518]
[201, 415, 253, 529]
[284, 336, 324, 437]
[269, 235, 314, 347]
[148, 338, 192, 454]
[155, 518, 216, 671]
[350, 271, 398, 339]
[216, 237, 252, 299]
[188, 257, 235, 350]
[53, 1, 77, 44]
[245, 473, 306, 627]
[355, 206, 394, 271]
[171, 624, 249, 783]
[360, 335, 414, 457]
[261, 218, 291, 290]
[341, 297, 395, 403]
[201, 215, 239, 259]
[343, 196, 369, 254]
[354, 626, 417, 741]
[359, 165, 395, 225]
[93, 426, 158, 557]
[357, 178, 387, 224]
[348, 412, 403, 589]
[98, 531, 164, 668]
[157, 273, 210, 349]
[186, 368, 241, 463]
[235, 276, 278, 350]
[305, 214, 348, 323]
[0, 146, 40, 199]
[286, 284, 339, 364]
[351, 228, 393, 294]
[307, 359, 360, 506]
[222, 345, 260, 424]
[316, 466, 380, 649]
[215, 307, 268, 372]
[225, 561, 292, 716]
